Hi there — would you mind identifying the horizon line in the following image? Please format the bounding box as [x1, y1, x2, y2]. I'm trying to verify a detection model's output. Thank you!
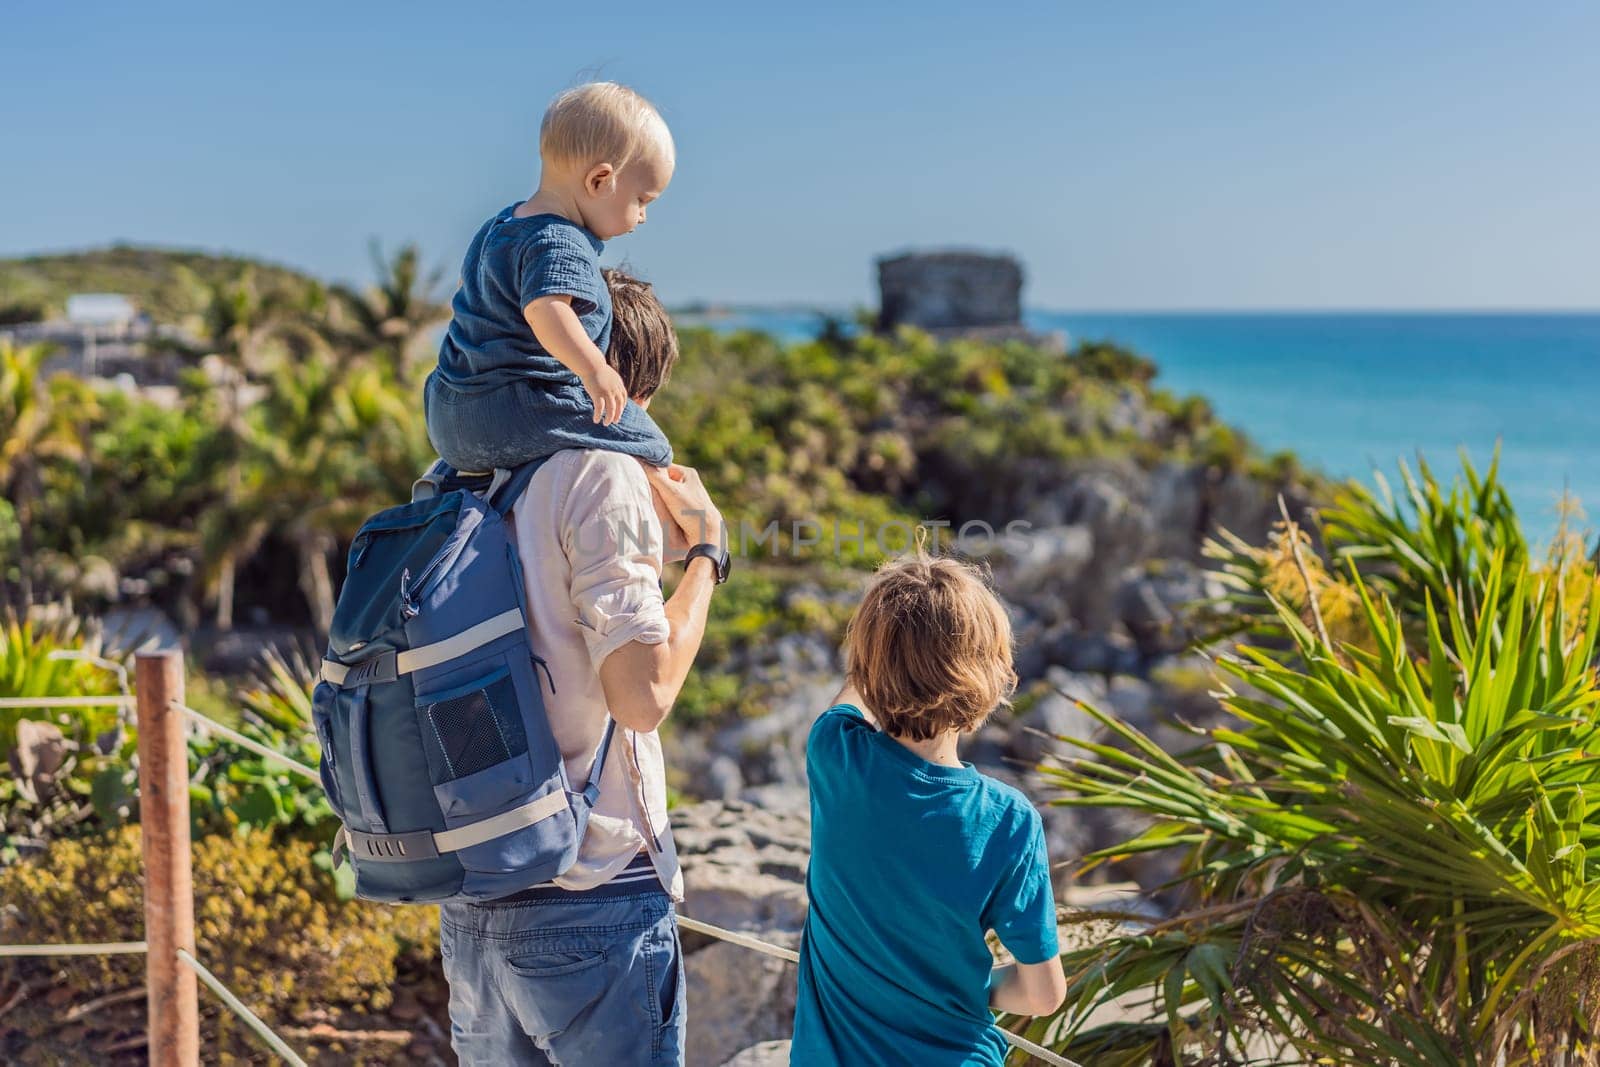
[6, 242, 1598, 318]
[682, 303, 1600, 317]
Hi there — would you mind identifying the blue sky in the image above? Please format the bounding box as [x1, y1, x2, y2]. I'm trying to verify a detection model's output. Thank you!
[2, 1, 1596, 310]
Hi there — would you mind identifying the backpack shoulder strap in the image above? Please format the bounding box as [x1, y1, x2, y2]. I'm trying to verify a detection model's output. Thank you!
[485, 452, 560, 517]
[580, 718, 617, 806]
[411, 458, 452, 502]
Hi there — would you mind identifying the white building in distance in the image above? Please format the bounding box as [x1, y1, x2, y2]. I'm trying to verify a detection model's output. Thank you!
[65, 293, 137, 328]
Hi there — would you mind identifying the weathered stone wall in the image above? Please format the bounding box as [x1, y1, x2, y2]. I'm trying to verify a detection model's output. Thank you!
[877, 250, 1023, 333]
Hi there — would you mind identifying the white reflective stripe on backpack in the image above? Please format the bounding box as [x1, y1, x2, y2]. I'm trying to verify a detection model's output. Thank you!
[336, 787, 570, 858]
[434, 788, 569, 851]
[320, 608, 526, 685]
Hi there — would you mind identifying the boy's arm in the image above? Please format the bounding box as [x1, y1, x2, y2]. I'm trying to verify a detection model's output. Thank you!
[524, 295, 626, 421]
[988, 959, 1067, 1016]
[985, 814, 1063, 1014]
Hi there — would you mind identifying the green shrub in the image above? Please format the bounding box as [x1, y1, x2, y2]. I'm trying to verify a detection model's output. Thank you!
[0, 610, 133, 863]
[1026, 455, 1600, 1066]
[187, 650, 336, 853]
[1, 618, 335, 864]
[657, 324, 1297, 559]
[0, 825, 437, 1019]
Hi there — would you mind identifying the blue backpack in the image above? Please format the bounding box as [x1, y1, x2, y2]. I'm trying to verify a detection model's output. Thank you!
[311, 458, 614, 903]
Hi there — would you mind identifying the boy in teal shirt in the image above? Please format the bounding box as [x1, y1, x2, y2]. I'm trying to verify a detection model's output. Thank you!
[793, 553, 1067, 1066]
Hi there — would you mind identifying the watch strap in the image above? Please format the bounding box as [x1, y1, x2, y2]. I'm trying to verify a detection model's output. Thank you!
[685, 542, 729, 584]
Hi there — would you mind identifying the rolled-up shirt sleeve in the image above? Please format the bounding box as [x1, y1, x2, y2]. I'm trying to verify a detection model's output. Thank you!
[561, 456, 670, 671]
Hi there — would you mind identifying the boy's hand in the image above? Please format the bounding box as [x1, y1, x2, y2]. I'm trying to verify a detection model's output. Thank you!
[581, 364, 629, 426]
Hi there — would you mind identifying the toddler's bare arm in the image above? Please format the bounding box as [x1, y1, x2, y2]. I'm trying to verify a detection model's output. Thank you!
[524, 294, 627, 424]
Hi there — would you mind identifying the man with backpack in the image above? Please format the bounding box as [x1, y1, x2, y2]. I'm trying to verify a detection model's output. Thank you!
[316, 272, 724, 1066]
[435, 273, 724, 1066]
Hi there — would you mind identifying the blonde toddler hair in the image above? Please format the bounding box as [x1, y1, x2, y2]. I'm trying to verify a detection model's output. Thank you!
[540, 81, 674, 174]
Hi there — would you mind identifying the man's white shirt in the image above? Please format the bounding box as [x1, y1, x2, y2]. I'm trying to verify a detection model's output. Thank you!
[510, 449, 683, 899]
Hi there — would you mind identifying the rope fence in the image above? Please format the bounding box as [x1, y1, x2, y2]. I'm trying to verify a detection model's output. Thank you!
[0, 695, 130, 709]
[176, 949, 309, 1067]
[677, 915, 800, 963]
[675, 915, 1079, 1067]
[9, 652, 1083, 1067]
[174, 702, 319, 781]
[0, 941, 148, 958]
[3, 652, 310, 1066]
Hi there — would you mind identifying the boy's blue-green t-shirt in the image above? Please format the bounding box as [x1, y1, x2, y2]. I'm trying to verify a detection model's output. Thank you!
[434, 207, 611, 395]
[793, 705, 1059, 1067]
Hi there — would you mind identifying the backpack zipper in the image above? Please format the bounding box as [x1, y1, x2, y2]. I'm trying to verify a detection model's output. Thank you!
[399, 510, 483, 618]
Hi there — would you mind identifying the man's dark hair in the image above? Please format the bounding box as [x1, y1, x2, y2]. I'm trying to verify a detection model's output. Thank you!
[603, 267, 678, 401]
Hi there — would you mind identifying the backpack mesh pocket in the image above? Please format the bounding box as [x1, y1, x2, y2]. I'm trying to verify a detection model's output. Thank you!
[423, 670, 528, 782]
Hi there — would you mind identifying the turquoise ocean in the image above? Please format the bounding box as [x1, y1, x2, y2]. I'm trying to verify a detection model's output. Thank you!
[695, 309, 1600, 548]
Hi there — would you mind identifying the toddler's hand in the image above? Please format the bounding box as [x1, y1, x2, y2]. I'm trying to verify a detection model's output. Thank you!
[581, 365, 629, 426]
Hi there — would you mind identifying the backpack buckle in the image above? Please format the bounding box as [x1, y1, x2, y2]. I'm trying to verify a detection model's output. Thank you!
[331, 825, 350, 869]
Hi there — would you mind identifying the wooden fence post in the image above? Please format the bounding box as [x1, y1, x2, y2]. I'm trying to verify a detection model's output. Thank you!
[136, 649, 199, 1066]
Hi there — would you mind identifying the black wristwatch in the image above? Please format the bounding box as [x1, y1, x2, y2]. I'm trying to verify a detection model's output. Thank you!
[684, 542, 731, 584]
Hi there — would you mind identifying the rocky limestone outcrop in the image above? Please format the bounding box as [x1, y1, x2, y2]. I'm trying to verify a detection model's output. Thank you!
[721, 1040, 793, 1066]
[673, 797, 810, 1067]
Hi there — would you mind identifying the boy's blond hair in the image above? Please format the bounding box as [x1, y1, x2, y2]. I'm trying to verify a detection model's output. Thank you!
[541, 82, 673, 174]
[844, 552, 1018, 742]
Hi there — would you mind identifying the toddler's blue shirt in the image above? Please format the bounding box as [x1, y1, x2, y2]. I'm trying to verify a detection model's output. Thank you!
[434, 207, 611, 394]
[792, 705, 1059, 1066]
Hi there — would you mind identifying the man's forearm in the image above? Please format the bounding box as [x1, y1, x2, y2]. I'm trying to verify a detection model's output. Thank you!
[657, 555, 718, 700]
[596, 556, 718, 733]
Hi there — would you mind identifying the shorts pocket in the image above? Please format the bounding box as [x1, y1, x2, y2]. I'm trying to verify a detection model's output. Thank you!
[648, 915, 685, 1046]
[506, 947, 608, 978]
[499, 945, 614, 1036]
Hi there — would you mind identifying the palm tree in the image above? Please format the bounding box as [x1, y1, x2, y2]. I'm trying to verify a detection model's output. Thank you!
[0, 341, 83, 610]
[179, 269, 323, 629]
[328, 241, 448, 380]
[237, 347, 430, 636]
[172, 255, 435, 635]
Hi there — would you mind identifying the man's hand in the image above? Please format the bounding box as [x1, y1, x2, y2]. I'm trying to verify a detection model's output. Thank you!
[644, 463, 725, 549]
[581, 364, 629, 426]
[646, 471, 691, 563]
